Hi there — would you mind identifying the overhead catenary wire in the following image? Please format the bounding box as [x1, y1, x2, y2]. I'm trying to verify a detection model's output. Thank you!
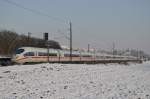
[1, 0, 72, 43]
[1, 0, 78, 42]
[1, 0, 67, 24]
[56, 29, 70, 40]
[1, 0, 79, 59]
[1, 0, 72, 45]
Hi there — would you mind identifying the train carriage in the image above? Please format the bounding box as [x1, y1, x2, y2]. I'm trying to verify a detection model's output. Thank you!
[13, 47, 138, 64]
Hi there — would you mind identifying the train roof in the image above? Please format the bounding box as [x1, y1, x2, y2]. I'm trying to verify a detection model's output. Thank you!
[18, 47, 59, 53]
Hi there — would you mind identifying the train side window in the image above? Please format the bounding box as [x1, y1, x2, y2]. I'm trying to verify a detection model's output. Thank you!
[72, 54, 80, 57]
[64, 54, 70, 57]
[38, 52, 47, 56]
[49, 53, 57, 56]
[64, 54, 79, 57]
[82, 55, 92, 57]
[24, 52, 35, 56]
[38, 52, 57, 56]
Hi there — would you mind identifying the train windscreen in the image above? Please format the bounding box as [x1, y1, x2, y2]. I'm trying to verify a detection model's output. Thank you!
[16, 49, 25, 54]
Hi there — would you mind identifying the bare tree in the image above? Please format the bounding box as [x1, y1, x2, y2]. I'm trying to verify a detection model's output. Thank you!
[0, 30, 61, 56]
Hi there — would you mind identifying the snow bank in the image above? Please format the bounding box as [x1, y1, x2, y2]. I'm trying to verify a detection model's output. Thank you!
[0, 62, 150, 99]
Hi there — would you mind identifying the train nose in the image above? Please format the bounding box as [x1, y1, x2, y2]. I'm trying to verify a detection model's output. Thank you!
[12, 55, 19, 61]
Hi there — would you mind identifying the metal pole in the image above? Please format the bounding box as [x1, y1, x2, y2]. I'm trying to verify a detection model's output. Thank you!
[47, 41, 50, 63]
[137, 49, 139, 60]
[88, 44, 90, 52]
[94, 48, 96, 62]
[44, 33, 49, 63]
[70, 21, 72, 62]
[28, 32, 31, 46]
[112, 42, 115, 58]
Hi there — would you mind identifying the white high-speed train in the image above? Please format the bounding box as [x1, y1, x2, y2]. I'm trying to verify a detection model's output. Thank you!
[13, 47, 137, 64]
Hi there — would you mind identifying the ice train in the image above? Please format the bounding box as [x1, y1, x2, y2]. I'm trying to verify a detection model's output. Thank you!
[13, 47, 137, 64]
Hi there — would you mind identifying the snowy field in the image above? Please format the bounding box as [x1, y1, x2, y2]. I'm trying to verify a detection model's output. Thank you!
[0, 62, 150, 99]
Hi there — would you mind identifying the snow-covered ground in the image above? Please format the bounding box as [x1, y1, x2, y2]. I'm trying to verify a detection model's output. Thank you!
[0, 62, 150, 99]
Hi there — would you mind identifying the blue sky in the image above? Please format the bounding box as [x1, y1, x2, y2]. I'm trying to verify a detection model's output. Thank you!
[0, 0, 150, 53]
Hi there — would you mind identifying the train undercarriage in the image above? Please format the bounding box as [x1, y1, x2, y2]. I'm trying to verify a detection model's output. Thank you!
[0, 57, 12, 66]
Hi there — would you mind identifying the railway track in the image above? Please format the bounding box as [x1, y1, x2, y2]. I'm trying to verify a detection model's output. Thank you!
[0, 56, 142, 66]
[18, 59, 142, 65]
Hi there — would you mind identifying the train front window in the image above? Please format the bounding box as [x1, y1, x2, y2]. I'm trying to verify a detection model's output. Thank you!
[16, 49, 24, 54]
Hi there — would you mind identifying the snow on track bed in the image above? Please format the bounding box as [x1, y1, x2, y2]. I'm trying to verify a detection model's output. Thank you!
[0, 62, 150, 99]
